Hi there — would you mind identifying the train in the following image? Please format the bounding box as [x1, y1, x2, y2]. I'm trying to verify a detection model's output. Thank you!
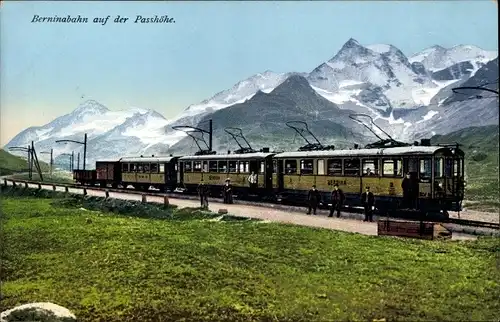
[72, 138, 466, 218]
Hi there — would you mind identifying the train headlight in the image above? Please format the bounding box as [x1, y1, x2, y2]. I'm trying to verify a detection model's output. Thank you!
[438, 182, 443, 188]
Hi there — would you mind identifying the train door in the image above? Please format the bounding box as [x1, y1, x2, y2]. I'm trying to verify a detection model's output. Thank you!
[166, 161, 178, 190]
[178, 161, 184, 185]
[263, 158, 273, 191]
[277, 159, 284, 191]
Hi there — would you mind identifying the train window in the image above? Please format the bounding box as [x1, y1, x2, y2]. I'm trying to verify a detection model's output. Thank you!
[218, 161, 228, 173]
[434, 158, 444, 178]
[202, 161, 208, 172]
[239, 161, 250, 173]
[159, 164, 165, 173]
[193, 161, 202, 172]
[122, 163, 129, 172]
[327, 159, 342, 176]
[259, 161, 265, 174]
[130, 164, 136, 172]
[317, 160, 325, 175]
[137, 164, 143, 172]
[382, 159, 402, 177]
[300, 159, 314, 175]
[150, 163, 158, 173]
[273, 160, 278, 173]
[453, 159, 460, 176]
[228, 161, 237, 173]
[184, 162, 192, 172]
[445, 159, 453, 177]
[419, 158, 432, 179]
[344, 159, 360, 176]
[209, 161, 218, 172]
[143, 164, 149, 172]
[285, 160, 297, 174]
[362, 159, 378, 176]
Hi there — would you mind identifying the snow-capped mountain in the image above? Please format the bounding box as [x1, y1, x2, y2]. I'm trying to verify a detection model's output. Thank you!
[5, 38, 498, 165]
[181, 70, 306, 118]
[5, 100, 171, 168]
[409, 44, 497, 73]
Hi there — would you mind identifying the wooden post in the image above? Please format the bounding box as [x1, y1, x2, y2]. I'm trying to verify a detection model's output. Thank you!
[3, 179, 7, 186]
[24, 182, 28, 189]
[65, 186, 69, 193]
[105, 190, 109, 199]
[83, 188, 87, 196]
[142, 195, 147, 203]
[163, 195, 169, 207]
[38, 183, 42, 190]
[52, 185, 56, 191]
[12, 181, 16, 187]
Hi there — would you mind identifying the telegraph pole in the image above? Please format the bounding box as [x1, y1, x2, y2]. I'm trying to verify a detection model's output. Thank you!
[55, 132, 88, 170]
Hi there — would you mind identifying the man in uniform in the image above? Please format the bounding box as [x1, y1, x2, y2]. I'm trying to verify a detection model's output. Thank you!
[223, 178, 233, 204]
[247, 171, 258, 194]
[197, 179, 209, 209]
[306, 185, 321, 215]
[361, 186, 375, 222]
[329, 183, 345, 218]
[401, 172, 412, 209]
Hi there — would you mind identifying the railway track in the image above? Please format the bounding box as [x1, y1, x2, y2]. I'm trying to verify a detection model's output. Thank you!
[2, 177, 499, 231]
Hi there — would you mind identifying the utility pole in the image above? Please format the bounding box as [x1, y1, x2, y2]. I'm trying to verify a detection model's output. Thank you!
[55, 132, 88, 170]
[77, 152, 80, 170]
[40, 149, 53, 177]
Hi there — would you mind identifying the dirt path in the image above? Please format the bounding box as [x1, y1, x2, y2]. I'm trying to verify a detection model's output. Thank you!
[1, 180, 485, 240]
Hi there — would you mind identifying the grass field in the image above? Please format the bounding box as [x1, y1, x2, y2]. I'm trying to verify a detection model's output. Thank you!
[7, 171, 74, 185]
[1, 191, 499, 322]
[431, 125, 499, 212]
[0, 149, 49, 176]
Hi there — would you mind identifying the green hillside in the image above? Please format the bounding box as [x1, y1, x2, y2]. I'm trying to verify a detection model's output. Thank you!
[0, 149, 50, 176]
[431, 125, 499, 211]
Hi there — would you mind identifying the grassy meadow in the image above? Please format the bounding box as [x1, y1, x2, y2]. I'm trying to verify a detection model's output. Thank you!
[431, 125, 499, 212]
[0, 149, 49, 176]
[1, 187, 499, 321]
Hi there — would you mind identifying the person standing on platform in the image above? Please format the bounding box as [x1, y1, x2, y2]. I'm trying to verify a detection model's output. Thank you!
[223, 178, 233, 204]
[197, 180, 209, 209]
[361, 186, 375, 222]
[329, 183, 345, 218]
[306, 185, 321, 215]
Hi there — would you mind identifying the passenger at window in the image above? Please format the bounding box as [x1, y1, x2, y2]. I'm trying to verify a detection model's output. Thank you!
[222, 178, 233, 204]
[306, 185, 321, 215]
[247, 171, 258, 191]
[328, 183, 345, 218]
[361, 186, 375, 222]
[365, 168, 373, 176]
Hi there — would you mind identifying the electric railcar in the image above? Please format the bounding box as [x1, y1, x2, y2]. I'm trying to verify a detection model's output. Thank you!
[73, 143, 465, 215]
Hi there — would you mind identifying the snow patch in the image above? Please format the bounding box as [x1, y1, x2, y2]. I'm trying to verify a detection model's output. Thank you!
[366, 44, 392, 53]
[417, 110, 439, 124]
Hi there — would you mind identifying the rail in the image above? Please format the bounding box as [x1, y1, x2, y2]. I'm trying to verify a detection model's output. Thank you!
[2, 177, 499, 232]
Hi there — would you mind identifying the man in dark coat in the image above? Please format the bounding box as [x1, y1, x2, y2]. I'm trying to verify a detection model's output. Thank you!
[328, 183, 345, 218]
[361, 186, 375, 222]
[401, 173, 412, 209]
[197, 180, 209, 209]
[306, 185, 321, 215]
[410, 173, 419, 209]
[222, 178, 233, 204]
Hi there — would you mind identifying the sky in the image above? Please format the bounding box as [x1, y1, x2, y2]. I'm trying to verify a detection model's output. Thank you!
[0, 0, 498, 146]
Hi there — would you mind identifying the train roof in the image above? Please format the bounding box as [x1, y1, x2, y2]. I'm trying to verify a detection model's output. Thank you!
[96, 159, 121, 163]
[274, 146, 457, 158]
[118, 156, 178, 163]
[179, 152, 275, 161]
